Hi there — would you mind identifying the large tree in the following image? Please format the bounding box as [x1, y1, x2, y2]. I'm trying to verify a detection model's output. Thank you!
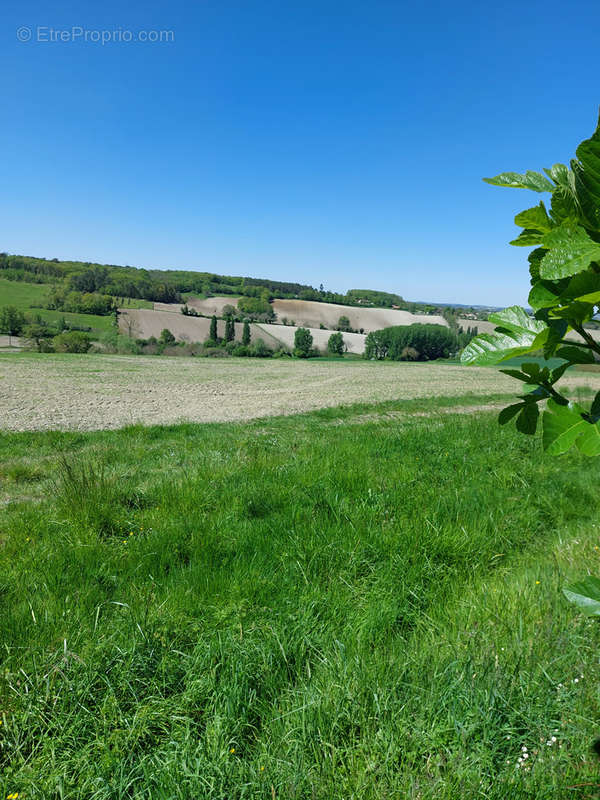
[294, 327, 313, 358]
[0, 306, 26, 345]
[327, 331, 344, 355]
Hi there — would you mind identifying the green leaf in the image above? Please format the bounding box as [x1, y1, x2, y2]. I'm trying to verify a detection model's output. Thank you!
[550, 187, 579, 225]
[528, 281, 561, 310]
[499, 369, 531, 382]
[591, 390, 600, 417]
[461, 307, 547, 366]
[510, 229, 545, 246]
[483, 171, 554, 192]
[539, 224, 600, 279]
[576, 422, 600, 456]
[542, 399, 600, 455]
[521, 362, 546, 379]
[514, 202, 552, 232]
[563, 270, 600, 304]
[572, 116, 600, 231]
[498, 403, 523, 425]
[551, 300, 595, 324]
[516, 402, 539, 435]
[550, 362, 570, 383]
[555, 345, 595, 364]
[544, 163, 571, 188]
[488, 306, 547, 337]
[528, 248, 547, 283]
[563, 576, 600, 616]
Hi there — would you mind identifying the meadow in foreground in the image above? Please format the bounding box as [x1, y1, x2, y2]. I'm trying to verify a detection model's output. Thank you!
[1, 399, 600, 798]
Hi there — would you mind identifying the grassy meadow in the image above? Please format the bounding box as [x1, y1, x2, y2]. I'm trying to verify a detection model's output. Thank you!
[0, 278, 153, 338]
[2, 398, 600, 798]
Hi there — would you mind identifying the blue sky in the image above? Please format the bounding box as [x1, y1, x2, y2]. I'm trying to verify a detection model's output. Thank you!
[2, 0, 599, 306]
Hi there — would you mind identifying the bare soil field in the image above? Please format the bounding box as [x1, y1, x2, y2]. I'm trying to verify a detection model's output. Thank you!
[155, 296, 242, 317]
[157, 296, 448, 333]
[120, 307, 367, 353]
[118, 308, 281, 347]
[271, 298, 447, 332]
[256, 323, 366, 354]
[3, 353, 600, 432]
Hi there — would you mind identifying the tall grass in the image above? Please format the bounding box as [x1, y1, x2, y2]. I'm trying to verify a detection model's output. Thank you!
[1, 405, 599, 798]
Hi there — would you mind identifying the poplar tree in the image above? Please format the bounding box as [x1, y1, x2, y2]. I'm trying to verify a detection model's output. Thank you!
[209, 315, 218, 341]
[225, 315, 235, 342]
[242, 319, 251, 346]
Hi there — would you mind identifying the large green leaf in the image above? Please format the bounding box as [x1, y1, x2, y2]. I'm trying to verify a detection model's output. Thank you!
[514, 202, 552, 232]
[555, 345, 595, 364]
[576, 422, 600, 456]
[516, 402, 539, 435]
[550, 187, 579, 225]
[544, 163, 571, 188]
[461, 306, 547, 366]
[542, 399, 600, 455]
[483, 171, 554, 192]
[572, 114, 600, 231]
[487, 306, 547, 336]
[539, 224, 600, 279]
[563, 270, 600, 304]
[528, 281, 561, 310]
[563, 576, 600, 616]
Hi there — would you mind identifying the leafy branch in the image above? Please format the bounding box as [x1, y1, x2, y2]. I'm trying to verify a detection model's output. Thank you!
[461, 110, 600, 457]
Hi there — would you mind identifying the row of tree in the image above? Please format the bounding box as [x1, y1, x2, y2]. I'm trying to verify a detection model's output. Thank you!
[364, 323, 477, 361]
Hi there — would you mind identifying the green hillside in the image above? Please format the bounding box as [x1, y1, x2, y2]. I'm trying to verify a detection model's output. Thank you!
[1, 252, 486, 316]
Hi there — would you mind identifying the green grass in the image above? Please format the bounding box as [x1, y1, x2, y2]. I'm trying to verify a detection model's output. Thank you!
[0, 277, 152, 336]
[0, 277, 50, 309]
[32, 308, 116, 334]
[2, 406, 600, 798]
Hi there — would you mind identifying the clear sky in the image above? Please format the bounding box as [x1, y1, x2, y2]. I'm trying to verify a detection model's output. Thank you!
[2, 0, 599, 306]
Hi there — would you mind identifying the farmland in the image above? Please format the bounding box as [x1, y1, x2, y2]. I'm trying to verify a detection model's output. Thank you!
[3, 351, 600, 432]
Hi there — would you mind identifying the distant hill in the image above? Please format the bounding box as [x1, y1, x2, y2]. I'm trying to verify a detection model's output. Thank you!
[0, 252, 491, 316]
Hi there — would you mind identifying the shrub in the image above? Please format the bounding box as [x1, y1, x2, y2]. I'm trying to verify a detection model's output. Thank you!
[23, 322, 54, 351]
[53, 331, 92, 353]
[159, 328, 176, 345]
[337, 315, 353, 332]
[209, 315, 218, 341]
[225, 316, 235, 342]
[250, 338, 272, 358]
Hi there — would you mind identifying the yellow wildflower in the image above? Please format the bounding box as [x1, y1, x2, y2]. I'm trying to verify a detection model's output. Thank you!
[230, 747, 235, 754]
